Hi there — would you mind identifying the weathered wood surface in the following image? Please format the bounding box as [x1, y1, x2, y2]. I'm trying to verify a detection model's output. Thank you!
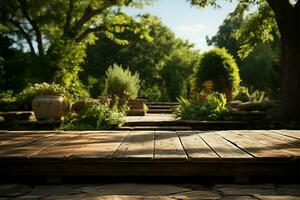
[0, 130, 299, 160]
[0, 130, 299, 177]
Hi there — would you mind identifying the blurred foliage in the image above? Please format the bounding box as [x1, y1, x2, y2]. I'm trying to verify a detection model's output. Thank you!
[175, 93, 231, 120]
[103, 64, 141, 100]
[83, 18, 200, 101]
[195, 48, 240, 93]
[206, 5, 280, 98]
[60, 101, 126, 130]
[176, 79, 231, 120]
[0, 0, 156, 98]
[234, 86, 268, 102]
[162, 47, 200, 101]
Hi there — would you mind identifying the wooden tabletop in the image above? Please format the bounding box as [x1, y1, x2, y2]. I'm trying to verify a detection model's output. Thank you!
[0, 130, 299, 161]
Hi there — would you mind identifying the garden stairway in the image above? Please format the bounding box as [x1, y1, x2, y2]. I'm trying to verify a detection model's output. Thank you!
[122, 114, 193, 131]
[146, 102, 179, 114]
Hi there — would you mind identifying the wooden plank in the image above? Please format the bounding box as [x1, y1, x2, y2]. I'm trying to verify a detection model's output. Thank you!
[260, 130, 300, 144]
[271, 130, 300, 140]
[177, 131, 219, 160]
[199, 131, 252, 159]
[113, 131, 154, 160]
[32, 133, 90, 158]
[236, 130, 298, 156]
[218, 131, 292, 158]
[0, 132, 56, 152]
[69, 131, 130, 159]
[154, 131, 187, 161]
[0, 132, 78, 158]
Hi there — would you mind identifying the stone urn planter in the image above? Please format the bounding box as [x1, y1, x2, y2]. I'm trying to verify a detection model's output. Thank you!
[32, 95, 64, 120]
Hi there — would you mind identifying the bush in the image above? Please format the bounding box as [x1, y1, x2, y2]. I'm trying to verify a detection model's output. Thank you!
[234, 86, 268, 102]
[175, 92, 231, 121]
[103, 64, 140, 100]
[0, 90, 18, 111]
[195, 48, 240, 94]
[60, 101, 126, 130]
[16, 82, 71, 109]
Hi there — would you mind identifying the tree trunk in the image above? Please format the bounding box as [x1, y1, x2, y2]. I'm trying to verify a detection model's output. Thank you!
[266, 0, 300, 122]
[280, 27, 300, 122]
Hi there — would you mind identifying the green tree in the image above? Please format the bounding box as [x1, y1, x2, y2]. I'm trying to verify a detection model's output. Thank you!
[0, 0, 155, 97]
[162, 46, 200, 101]
[195, 48, 240, 100]
[207, 6, 280, 97]
[206, 12, 244, 64]
[190, 0, 300, 122]
[83, 19, 199, 101]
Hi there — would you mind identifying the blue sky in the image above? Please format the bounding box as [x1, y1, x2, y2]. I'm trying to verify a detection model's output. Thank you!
[125, 0, 238, 51]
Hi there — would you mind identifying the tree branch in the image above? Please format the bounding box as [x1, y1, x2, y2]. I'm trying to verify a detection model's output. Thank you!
[63, 0, 75, 37]
[75, 23, 129, 42]
[17, 0, 44, 55]
[72, 0, 118, 38]
[75, 26, 105, 42]
[9, 19, 35, 54]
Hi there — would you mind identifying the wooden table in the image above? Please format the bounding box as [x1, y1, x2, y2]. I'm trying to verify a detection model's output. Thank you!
[0, 130, 299, 181]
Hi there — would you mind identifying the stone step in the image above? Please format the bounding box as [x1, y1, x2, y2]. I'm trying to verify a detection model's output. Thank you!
[147, 109, 174, 114]
[148, 105, 179, 109]
[146, 102, 179, 106]
[119, 126, 192, 131]
[232, 110, 267, 121]
[124, 120, 281, 130]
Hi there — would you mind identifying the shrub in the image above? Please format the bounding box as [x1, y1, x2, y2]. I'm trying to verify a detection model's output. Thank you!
[60, 101, 126, 130]
[233, 86, 250, 102]
[16, 82, 72, 108]
[175, 92, 231, 121]
[234, 86, 268, 102]
[103, 64, 140, 100]
[0, 90, 18, 111]
[195, 48, 240, 94]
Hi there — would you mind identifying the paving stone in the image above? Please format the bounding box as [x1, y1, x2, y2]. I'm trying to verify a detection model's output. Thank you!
[79, 183, 191, 196]
[276, 185, 300, 196]
[89, 195, 173, 200]
[0, 184, 31, 197]
[14, 195, 42, 200]
[30, 185, 79, 196]
[169, 190, 222, 199]
[254, 195, 300, 200]
[216, 185, 279, 196]
[43, 193, 88, 200]
[215, 184, 275, 189]
[221, 196, 256, 200]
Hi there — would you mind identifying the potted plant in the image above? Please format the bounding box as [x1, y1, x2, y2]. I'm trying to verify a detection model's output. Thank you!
[18, 83, 71, 120]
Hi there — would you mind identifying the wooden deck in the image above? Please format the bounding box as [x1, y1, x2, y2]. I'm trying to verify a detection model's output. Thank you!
[0, 130, 299, 179]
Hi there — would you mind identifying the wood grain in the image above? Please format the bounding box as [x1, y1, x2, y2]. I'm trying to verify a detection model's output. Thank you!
[154, 131, 187, 161]
[218, 131, 291, 158]
[177, 131, 218, 160]
[199, 131, 252, 159]
[113, 131, 154, 160]
[69, 131, 129, 159]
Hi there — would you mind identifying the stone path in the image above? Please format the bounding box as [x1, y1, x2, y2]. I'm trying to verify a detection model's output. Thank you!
[0, 183, 299, 200]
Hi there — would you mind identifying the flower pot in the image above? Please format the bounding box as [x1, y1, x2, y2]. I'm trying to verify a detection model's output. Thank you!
[32, 95, 64, 120]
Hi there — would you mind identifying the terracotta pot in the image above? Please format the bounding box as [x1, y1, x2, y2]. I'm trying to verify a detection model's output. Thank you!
[32, 95, 64, 120]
